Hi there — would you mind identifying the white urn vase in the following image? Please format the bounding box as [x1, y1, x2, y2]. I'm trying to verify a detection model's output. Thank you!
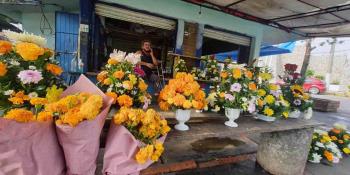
[224, 108, 240, 127]
[303, 107, 313, 120]
[175, 109, 191, 131]
[289, 110, 301, 119]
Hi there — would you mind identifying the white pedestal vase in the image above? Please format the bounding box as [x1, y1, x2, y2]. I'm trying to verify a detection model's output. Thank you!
[303, 107, 313, 120]
[175, 109, 191, 131]
[224, 108, 240, 127]
[289, 110, 301, 119]
[256, 114, 276, 122]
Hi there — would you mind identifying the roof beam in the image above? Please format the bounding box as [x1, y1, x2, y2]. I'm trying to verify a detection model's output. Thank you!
[225, 0, 247, 7]
[271, 3, 350, 22]
[292, 21, 348, 29]
[297, 0, 349, 22]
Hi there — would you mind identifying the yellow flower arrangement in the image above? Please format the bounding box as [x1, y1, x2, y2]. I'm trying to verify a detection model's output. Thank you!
[158, 72, 207, 111]
[328, 124, 350, 155]
[15, 42, 44, 61]
[45, 93, 103, 127]
[46, 63, 63, 76]
[114, 108, 170, 164]
[0, 62, 7, 76]
[0, 40, 12, 55]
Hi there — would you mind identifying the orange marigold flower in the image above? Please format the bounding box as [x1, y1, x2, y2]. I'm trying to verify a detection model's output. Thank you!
[103, 78, 112, 85]
[97, 71, 108, 82]
[15, 42, 44, 61]
[0, 40, 12, 55]
[8, 91, 30, 105]
[138, 80, 148, 92]
[4, 108, 34, 123]
[220, 71, 228, 79]
[257, 98, 264, 107]
[344, 135, 350, 140]
[339, 140, 344, 144]
[232, 68, 242, 79]
[248, 82, 257, 91]
[30, 97, 48, 106]
[219, 92, 225, 98]
[37, 111, 53, 122]
[113, 70, 125, 79]
[117, 94, 133, 107]
[324, 150, 333, 162]
[194, 90, 205, 101]
[122, 80, 133, 90]
[183, 100, 192, 109]
[0, 62, 7, 76]
[46, 63, 63, 76]
[332, 128, 341, 134]
[245, 70, 253, 79]
[331, 136, 338, 141]
[173, 94, 186, 107]
[44, 48, 54, 57]
[159, 100, 170, 111]
[106, 92, 118, 104]
[107, 58, 118, 65]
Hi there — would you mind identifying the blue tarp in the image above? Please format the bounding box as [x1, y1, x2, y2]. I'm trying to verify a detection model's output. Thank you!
[214, 41, 296, 61]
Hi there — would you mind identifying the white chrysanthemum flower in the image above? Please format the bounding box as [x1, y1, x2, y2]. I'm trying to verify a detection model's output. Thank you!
[28, 92, 38, 99]
[4, 90, 14, 96]
[125, 53, 141, 65]
[9, 60, 20, 66]
[109, 49, 126, 62]
[309, 153, 322, 163]
[314, 129, 327, 135]
[315, 142, 325, 148]
[334, 123, 347, 130]
[29, 65, 36, 70]
[3, 30, 47, 46]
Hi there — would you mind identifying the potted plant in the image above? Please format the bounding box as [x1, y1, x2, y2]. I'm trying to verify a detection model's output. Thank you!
[158, 72, 207, 131]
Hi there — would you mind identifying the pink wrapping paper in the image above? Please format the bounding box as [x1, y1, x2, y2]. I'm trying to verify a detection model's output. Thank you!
[0, 118, 65, 175]
[103, 124, 166, 175]
[56, 75, 113, 175]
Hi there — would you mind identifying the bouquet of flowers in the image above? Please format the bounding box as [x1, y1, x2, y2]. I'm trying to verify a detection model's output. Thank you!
[48, 75, 113, 175]
[203, 57, 220, 81]
[158, 72, 206, 111]
[174, 58, 187, 73]
[97, 49, 151, 109]
[103, 107, 170, 174]
[328, 123, 350, 155]
[0, 30, 65, 175]
[308, 129, 343, 164]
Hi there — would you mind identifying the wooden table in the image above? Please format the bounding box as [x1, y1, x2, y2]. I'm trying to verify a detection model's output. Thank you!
[141, 113, 323, 175]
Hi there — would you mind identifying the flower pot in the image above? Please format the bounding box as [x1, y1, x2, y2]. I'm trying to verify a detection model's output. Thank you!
[289, 110, 301, 119]
[303, 107, 313, 120]
[175, 109, 191, 131]
[256, 114, 276, 122]
[224, 108, 240, 127]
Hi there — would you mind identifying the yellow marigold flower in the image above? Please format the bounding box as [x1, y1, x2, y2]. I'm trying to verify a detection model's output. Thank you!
[259, 73, 272, 81]
[269, 84, 278, 91]
[0, 62, 7, 76]
[194, 90, 205, 101]
[46, 63, 63, 76]
[245, 70, 253, 79]
[79, 95, 103, 120]
[117, 94, 133, 107]
[258, 89, 266, 97]
[322, 135, 332, 142]
[183, 100, 192, 109]
[303, 94, 310, 100]
[138, 80, 148, 92]
[15, 42, 44, 61]
[113, 70, 125, 79]
[4, 108, 34, 122]
[106, 92, 118, 104]
[232, 68, 242, 79]
[282, 111, 289, 118]
[46, 85, 63, 103]
[37, 111, 53, 122]
[103, 78, 112, 85]
[344, 135, 350, 140]
[97, 71, 108, 82]
[128, 74, 137, 85]
[219, 92, 225, 98]
[263, 107, 274, 116]
[122, 80, 133, 90]
[107, 58, 118, 65]
[220, 71, 228, 79]
[0, 40, 12, 55]
[8, 91, 30, 105]
[264, 95, 275, 104]
[248, 82, 257, 91]
[331, 136, 338, 141]
[343, 148, 350, 154]
[324, 150, 333, 162]
[159, 101, 170, 111]
[30, 97, 48, 106]
[173, 94, 186, 107]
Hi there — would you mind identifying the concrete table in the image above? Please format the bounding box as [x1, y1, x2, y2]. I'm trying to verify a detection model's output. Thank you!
[141, 113, 323, 175]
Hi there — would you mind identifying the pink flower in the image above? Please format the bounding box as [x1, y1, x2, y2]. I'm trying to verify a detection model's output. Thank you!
[224, 94, 235, 101]
[248, 101, 256, 113]
[17, 70, 43, 84]
[134, 66, 145, 77]
[143, 96, 151, 110]
[230, 83, 242, 92]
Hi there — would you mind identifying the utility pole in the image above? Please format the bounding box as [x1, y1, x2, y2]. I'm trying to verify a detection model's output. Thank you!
[325, 37, 336, 89]
[300, 39, 313, 78]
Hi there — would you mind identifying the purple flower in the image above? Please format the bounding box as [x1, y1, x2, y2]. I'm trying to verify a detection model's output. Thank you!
[271, 90, 280, 98]
[248, 101, 256, 113]
[293, 99, 302, 106]
[224, 94, 235, 101]
[18, 70, 43, 84]
[230, 83, 242, 92]
[134, 66, 145, 77]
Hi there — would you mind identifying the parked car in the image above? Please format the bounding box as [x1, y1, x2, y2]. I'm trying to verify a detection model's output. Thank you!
[303, 77, 326, 94]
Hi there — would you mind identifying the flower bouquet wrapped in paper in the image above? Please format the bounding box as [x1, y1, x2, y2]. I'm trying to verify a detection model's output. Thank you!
[0, 30, 65, 175]
[103, 107, 170, 175]
[45, 75, 113, 175]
